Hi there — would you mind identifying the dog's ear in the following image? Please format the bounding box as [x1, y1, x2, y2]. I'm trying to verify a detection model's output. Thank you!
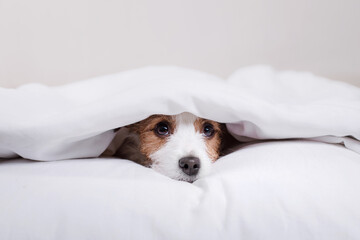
[219, 123, 240, 156]
[113, 127, 121, 132]
[113, 120, 143, 134]
[127, 122, 141, 133]
[113, 124, 138, 133]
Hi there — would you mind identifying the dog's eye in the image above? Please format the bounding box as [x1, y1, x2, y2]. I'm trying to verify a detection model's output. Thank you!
[203, 123, 215, 137]
[155, 122, 170, 136]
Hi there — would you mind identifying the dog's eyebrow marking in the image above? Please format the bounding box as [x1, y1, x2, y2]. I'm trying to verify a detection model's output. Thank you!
[194, 118, 222, 162]
[194, 118, 221, 134]
[131, 115, 175, 133]
[131, 114, 177, 163]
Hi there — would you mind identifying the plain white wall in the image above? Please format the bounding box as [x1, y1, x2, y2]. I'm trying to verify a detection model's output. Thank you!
[0, 0, 359, 87]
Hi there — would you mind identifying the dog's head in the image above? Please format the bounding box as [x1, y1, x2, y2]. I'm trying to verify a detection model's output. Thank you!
[131, 112, 222, 182]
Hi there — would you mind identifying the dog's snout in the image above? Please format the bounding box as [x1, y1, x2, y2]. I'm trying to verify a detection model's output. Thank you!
[178, 157, 200, 176]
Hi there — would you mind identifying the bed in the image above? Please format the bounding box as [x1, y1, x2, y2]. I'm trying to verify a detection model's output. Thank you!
[1, 66, 360, 239]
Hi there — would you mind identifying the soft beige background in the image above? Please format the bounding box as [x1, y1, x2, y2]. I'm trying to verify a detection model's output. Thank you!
[0, 0, 359, 88]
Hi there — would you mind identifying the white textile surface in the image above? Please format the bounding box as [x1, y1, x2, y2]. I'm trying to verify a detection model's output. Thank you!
[0, 65, 360, 160]
[1, 141, 360, 240]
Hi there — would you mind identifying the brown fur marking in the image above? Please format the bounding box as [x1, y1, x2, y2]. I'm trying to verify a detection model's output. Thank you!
[126, 114, 223, 165]
[194, 118, 222, 162]
[130, 115, 176, 162]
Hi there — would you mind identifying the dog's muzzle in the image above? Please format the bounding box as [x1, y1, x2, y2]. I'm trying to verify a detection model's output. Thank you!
[178, 156, 200, 176]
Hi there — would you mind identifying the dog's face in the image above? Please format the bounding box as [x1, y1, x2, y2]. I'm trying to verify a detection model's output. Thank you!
[131, 112, 222, 182]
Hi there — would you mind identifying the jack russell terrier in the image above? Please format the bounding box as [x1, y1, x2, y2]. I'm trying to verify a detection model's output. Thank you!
[104, 112, 233, 183]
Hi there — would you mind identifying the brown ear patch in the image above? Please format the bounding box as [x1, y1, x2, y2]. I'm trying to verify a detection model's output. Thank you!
[194, 118, 222, 162]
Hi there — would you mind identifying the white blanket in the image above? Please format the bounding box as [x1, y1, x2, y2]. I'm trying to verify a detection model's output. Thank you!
[1, 66, 360, 240]
[1, 140, 360, 240]
[1, 65, 359, 160]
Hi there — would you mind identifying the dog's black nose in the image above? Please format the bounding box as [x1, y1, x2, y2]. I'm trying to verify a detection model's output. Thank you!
[178, 157, 200, 176]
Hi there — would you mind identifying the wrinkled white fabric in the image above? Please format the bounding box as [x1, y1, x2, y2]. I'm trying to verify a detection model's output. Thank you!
[1, 141, 360, 240]
[0, 65, 359, 160]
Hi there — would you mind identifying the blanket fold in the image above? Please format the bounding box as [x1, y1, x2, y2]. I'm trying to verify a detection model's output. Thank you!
[1, 65, 359, 160]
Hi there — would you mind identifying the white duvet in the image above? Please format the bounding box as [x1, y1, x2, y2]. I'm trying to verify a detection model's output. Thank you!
[0, 65, 359, 160]
[1, 65, 360, 240]
[1, 141, 360, 240]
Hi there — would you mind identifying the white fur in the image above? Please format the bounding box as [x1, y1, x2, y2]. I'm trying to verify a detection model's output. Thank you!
[150, 112, 212, 182]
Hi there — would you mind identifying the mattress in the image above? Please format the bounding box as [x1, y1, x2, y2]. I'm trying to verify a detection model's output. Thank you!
[1, 140, 360, 240]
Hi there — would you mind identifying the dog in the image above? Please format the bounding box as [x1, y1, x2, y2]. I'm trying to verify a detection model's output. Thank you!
[104, 112, 229, 183]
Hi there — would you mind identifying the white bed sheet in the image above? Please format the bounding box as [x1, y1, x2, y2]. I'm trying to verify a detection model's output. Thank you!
[1, 140, 360, 240]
